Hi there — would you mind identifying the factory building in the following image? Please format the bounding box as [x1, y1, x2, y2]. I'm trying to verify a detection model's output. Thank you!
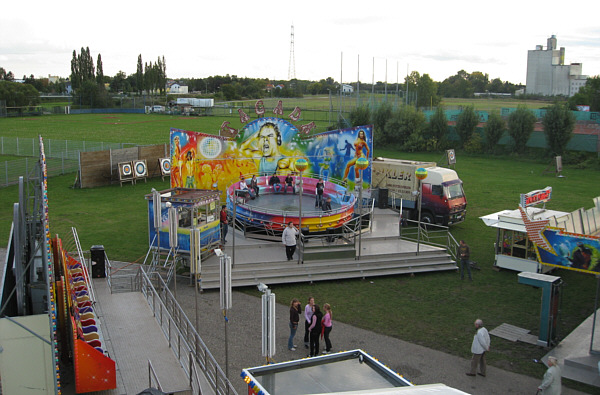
[526, 35, 588, 97]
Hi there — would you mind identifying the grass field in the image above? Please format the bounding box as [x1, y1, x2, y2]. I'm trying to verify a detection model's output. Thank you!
[440, 97, 551, 112]
[0, 112, 598, 392]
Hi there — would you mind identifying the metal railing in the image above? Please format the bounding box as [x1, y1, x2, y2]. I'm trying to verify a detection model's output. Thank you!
[148, 360, 164, 392]
[399, 218, 459, 260]
[229, 171, 355, 219]
[139, 268, 238, 395]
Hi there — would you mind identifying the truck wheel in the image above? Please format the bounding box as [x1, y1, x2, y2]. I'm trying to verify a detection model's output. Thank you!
[420, 212, 434, 225]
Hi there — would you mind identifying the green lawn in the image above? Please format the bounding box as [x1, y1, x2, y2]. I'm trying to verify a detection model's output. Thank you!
[440, 97, 551, 112]
[1, 112, 598, 392]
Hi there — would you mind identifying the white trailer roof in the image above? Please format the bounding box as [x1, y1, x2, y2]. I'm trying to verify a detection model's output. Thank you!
[480, 207, 569, 233]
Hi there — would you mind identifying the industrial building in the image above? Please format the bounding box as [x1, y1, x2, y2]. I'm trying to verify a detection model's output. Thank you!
[526, 35, 588, 97]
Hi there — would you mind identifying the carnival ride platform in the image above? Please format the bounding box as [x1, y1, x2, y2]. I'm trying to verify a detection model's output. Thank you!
[227, 175, 356, 233]
[197, 208, 458, 290]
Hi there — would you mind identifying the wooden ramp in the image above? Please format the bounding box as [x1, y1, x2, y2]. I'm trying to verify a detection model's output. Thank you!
[490, 323, 538, 345]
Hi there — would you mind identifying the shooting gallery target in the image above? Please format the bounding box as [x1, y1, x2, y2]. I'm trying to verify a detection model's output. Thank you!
[134, 160, 148, 178]
[159, 158, 171, 175]
[119, 162, 133, 177]
[447, 149, 456, 165]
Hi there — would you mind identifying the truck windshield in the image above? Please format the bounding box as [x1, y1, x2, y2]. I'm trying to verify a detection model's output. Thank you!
[444, 182, 464, 199]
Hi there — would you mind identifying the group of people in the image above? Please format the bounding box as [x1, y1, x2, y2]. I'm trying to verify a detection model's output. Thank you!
[466, 319, 561, 394]
[289, 296, 333, 357]
[237, 174, 333, 213]
[268, 172, 296, 194]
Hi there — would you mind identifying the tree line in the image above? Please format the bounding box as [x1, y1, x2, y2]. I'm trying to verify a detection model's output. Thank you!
[1, 54, 599, 112]
[350, 102, 576, 159]
[69, 47, 167, 107]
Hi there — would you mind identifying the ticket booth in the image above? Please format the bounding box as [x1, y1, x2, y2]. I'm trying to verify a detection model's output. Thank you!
[145, 188, 221, 267]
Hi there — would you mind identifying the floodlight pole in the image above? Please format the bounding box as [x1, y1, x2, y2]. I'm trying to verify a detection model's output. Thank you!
[417, 180, 422, 256]
[232, 191, 236, 268]
[358, 170, 363, 260]
[220, 253, 232, 381]
[415, 168, 427, 256]
[298, 170, 303, 264]
[355, 158, 369, 260]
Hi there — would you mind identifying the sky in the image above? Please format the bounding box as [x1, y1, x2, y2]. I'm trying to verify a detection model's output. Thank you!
[1, 0, 599, 86]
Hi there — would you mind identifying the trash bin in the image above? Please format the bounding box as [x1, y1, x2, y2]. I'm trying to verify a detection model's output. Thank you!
[90, 245, 106, 278]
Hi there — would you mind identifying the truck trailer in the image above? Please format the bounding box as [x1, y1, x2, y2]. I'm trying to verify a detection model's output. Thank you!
[371, 157, 467, 226]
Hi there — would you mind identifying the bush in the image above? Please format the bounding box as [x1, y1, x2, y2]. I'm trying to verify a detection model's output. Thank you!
[350, 105, 371, 127]
[464, 133, 483, 154]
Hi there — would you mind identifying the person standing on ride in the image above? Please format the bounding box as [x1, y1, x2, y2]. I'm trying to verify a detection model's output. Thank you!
[282, 221, 298, 261]
[315, 178, 325, 208]
[250, 174, 260, 197]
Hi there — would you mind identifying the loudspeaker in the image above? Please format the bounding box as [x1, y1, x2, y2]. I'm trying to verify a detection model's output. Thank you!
[90, 245, 106, 278]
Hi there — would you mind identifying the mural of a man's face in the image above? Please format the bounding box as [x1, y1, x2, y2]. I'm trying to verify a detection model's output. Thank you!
[258, 125, 279, 157]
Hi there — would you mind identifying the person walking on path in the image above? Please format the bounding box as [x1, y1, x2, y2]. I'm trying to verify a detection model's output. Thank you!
[322, 303, 333, 353]
[459, 240, 472, 281]
[538, 356, 562, 394]
[220, 205, 228, 245]
[288, 298, 301, 351]
[303, 296, 315, 349]
[282, 222, 298, 261]
[308, 304, 323, 357]
[467, 318, 490, 377]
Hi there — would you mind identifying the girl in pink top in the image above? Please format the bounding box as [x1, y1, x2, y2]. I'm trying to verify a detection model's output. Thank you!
[322, 303, 333, 353]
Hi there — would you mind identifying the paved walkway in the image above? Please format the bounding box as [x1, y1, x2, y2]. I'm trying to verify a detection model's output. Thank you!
[172, 282, 590, 395]
[1, 243, 592, 395]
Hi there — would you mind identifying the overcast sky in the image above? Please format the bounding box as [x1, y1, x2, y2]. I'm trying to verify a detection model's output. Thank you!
[1, 0, 598, 86]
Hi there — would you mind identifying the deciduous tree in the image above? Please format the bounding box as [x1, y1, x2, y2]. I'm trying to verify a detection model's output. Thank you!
[484, 111, 506, 152]
[0, 67, 15, 81]
[542, 103, 575, 156]
[96, 54, 104, 85]
[428, 105, 448, 149]
[372, 102, 392, 145]
[508, 105, 536, 154]
[0, 80, 40, 106]
[568, 76, 600, 112]
[455, 105, 478, 147]
[136, 55, 143, 94]
[384, 105, 426, 150]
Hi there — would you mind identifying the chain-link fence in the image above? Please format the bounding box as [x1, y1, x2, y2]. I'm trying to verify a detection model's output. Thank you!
[0, 137, 135, 159]
[0, 137, 139, 187]
[1, 156, 78, 186]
